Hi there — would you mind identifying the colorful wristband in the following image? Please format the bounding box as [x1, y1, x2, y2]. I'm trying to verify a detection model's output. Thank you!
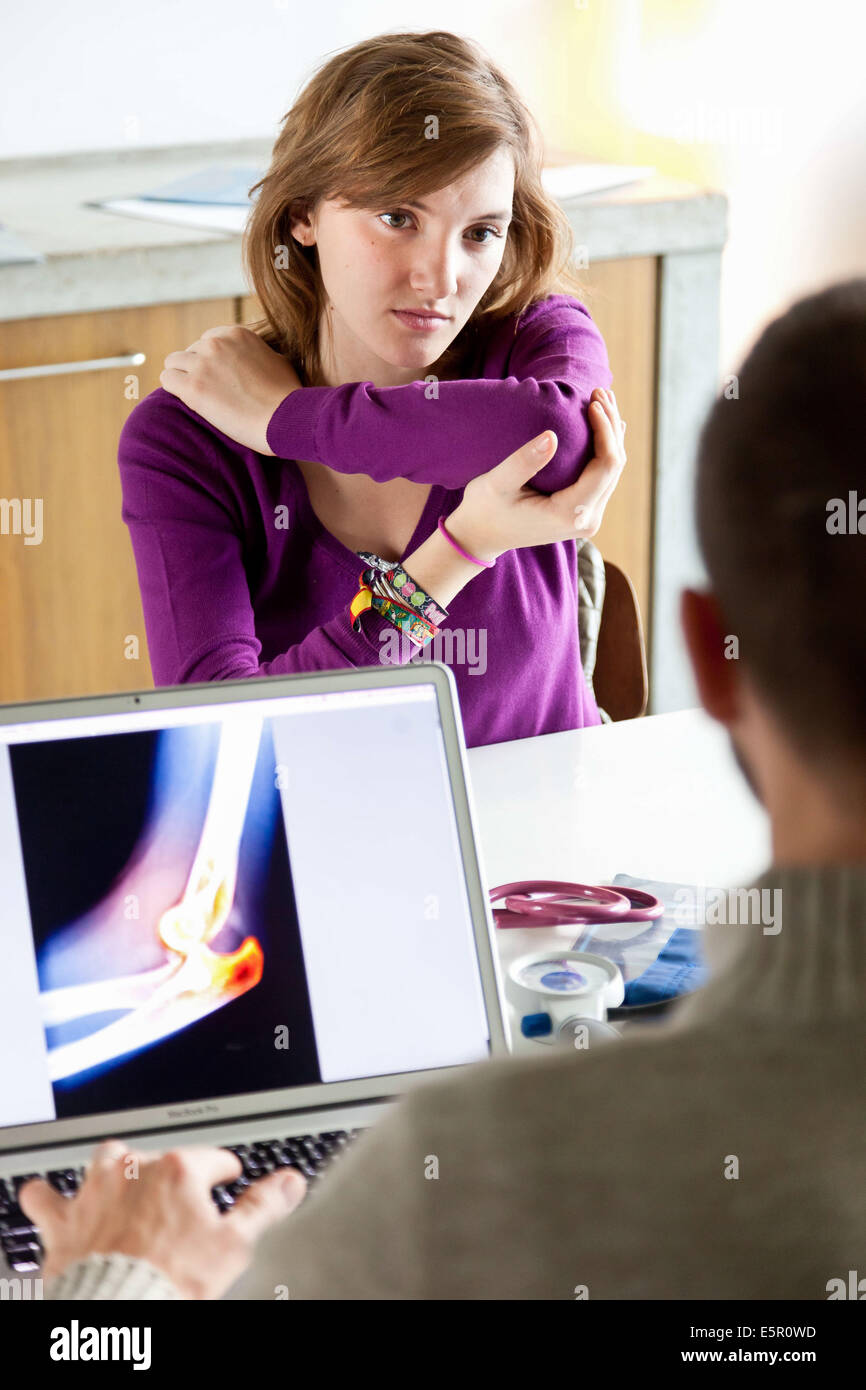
[384, 566, 447, 626]
[356, 552, 449, 625]
[350, 554, 442, 649]
[349, 584, 374, 629]
[370, 593, 438, 648]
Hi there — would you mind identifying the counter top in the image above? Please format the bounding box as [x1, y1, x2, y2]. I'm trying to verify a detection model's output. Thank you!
[0, 139, 727, 322]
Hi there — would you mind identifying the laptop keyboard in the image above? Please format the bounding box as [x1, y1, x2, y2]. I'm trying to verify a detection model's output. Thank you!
[0, 1128, 362, 1274]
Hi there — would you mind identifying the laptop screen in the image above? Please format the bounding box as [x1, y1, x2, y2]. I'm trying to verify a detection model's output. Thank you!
[0, 681, 491, 1136]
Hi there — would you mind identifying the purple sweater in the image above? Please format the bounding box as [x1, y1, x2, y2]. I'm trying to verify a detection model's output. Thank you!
[118, 294, 612, 748]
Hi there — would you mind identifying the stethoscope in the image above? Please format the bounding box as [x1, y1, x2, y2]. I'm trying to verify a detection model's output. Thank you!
[489, 880, 663, 930]
[488, 881, 665, 1048]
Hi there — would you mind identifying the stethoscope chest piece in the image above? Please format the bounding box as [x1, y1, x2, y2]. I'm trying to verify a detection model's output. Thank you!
[505, 949, 624, 1052]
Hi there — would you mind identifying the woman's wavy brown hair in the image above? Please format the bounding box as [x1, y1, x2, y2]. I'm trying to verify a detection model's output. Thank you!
[242, 30, 586, 386]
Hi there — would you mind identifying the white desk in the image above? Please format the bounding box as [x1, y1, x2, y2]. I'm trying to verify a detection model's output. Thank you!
[466, 707, 772, 974]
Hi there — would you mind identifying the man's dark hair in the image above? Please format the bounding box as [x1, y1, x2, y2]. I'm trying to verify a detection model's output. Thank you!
[695, 277, 866, 789]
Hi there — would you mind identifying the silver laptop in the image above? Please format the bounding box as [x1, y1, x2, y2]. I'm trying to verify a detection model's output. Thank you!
[0, 663, 508, 1274]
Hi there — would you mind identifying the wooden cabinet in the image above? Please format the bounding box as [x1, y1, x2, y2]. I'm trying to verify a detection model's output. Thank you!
[573, 259, 657, 650]
[0, 299, 235, 704]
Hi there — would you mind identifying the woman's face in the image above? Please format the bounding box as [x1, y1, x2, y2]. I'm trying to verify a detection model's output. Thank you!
[291, 146, 515, 387]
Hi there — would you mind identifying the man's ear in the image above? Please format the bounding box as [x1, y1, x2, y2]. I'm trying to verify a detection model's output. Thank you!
[680, 589, 740, 725]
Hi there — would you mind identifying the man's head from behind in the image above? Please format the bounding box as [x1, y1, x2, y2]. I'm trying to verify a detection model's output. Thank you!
[682, 278, 866, 863]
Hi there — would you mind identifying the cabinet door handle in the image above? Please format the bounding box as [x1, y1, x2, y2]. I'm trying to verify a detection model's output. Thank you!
[0, 352, 147, 382]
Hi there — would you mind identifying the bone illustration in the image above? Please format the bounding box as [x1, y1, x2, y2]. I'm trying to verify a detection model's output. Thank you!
[40, 716, 266, 1082]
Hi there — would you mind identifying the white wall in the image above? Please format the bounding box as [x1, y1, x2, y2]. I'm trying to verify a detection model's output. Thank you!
[0, 0, 545, 159]
[3, 0, 863, 409]
[608, 0, 866, 375]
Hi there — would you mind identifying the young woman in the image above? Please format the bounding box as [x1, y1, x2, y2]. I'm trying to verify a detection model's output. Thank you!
[118, 31, 627, 748]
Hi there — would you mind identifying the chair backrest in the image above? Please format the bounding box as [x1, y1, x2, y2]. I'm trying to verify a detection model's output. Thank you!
[593, 559, 649, 721]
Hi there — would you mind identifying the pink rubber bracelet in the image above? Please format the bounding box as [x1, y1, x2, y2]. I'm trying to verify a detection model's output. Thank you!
[437, 515, 496, 569]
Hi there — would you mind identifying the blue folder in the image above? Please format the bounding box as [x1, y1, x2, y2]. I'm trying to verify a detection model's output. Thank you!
[571, 873, 711, 1010]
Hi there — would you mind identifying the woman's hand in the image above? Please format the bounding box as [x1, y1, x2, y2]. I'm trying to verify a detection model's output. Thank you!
[451, 386, 627, 559]
[160, 325, 303, 456]
[18, 1138, 307, 1300]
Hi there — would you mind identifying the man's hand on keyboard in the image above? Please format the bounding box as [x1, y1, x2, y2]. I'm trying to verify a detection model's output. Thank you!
[17, 1138, 307, 1299]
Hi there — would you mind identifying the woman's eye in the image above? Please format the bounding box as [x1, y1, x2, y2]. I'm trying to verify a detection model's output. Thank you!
[379, 212, 411, 229]
[378, 213, 502, 244]
[468, 226, 501, 244]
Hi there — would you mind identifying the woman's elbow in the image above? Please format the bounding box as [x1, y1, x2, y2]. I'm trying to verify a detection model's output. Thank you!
[530, 388, 596, 492]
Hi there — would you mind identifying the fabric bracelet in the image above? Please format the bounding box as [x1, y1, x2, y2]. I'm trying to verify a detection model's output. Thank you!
[349, 562, 439, 648]
[383, 564, 449, 626]
[349, 583, 438, 647]
[369, 592, 438, 647]
[356, 551, 449, 626]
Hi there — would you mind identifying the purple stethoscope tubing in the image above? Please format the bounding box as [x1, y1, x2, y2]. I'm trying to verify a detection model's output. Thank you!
[489, 879, 663, 928]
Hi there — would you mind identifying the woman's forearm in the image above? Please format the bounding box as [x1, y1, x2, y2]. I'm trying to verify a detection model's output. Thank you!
[265, 377, 589, 494]
[264, 295, 612, 496]
[399, 507, 500, 609]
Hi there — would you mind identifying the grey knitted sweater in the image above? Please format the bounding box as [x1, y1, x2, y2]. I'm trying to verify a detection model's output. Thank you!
[46, 862, 866, 1300]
